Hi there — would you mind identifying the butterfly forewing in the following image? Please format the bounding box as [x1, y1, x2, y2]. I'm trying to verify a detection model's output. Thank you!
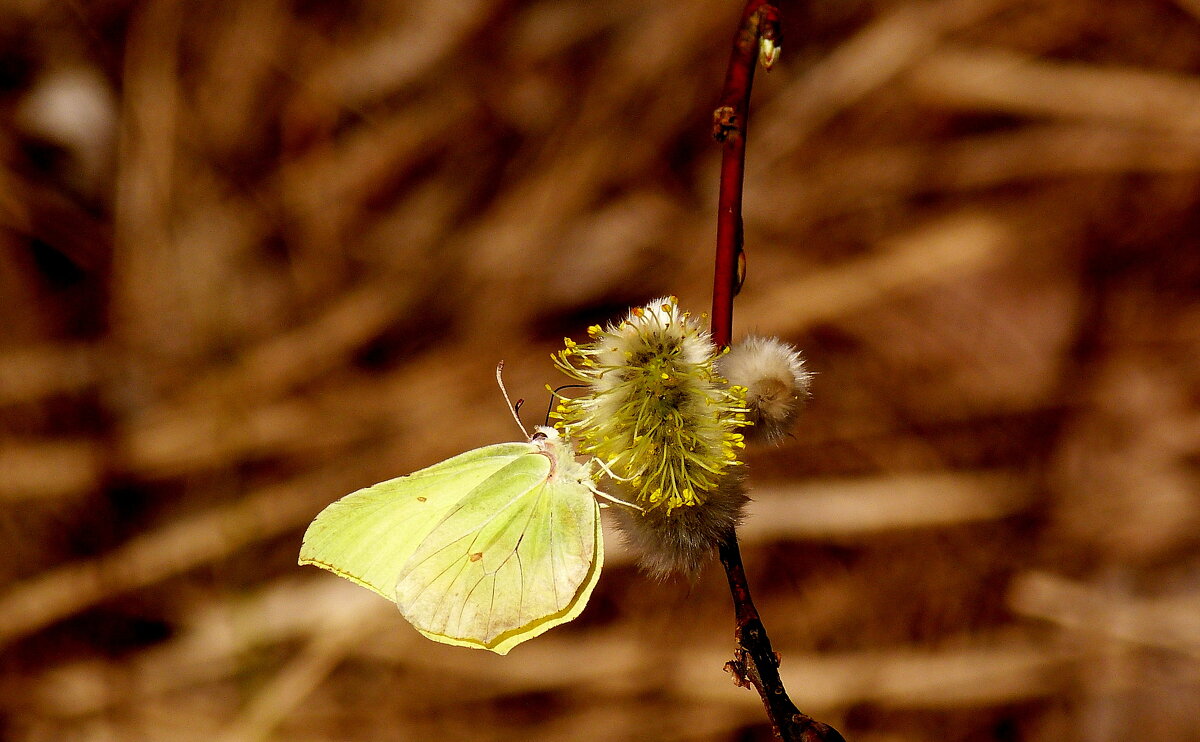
[298, 442, 535, 600]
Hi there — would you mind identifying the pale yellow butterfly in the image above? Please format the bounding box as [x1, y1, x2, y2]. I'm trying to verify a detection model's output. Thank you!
[299, 366, 617, 654]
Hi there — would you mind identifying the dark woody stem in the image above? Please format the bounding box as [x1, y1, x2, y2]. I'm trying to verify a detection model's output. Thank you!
[710, 3, 846, 740]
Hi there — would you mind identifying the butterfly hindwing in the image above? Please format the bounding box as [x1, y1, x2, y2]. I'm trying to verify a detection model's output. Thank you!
[396, 439, 601, 654]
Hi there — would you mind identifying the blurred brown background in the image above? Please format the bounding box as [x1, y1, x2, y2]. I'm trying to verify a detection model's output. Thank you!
[3, 0, 1200, 739]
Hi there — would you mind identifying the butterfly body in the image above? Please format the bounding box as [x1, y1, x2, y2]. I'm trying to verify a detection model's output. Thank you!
[299, 427, 602, 655]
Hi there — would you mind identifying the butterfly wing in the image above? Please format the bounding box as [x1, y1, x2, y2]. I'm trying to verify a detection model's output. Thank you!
[298, 442, 535, 601]
[395, 450, 602, 655]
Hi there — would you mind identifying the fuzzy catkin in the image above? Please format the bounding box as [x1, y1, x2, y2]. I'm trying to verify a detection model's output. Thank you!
[717, 335, 811, 443]
[552, 296, 749, 512]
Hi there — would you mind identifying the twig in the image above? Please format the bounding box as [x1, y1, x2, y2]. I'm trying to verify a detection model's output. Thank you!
[710, 0, 776, 343]
[711, 3, 846, 740]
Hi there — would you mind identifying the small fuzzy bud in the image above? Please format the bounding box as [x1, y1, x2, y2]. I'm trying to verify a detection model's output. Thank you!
[717, 336, 811, 443]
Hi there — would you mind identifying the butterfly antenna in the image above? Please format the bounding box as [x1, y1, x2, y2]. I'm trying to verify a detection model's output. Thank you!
[543, 383, 587, 426]
[496, 361, 531, 439]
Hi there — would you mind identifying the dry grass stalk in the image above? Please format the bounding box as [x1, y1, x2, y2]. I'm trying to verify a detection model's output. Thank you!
[1010, 571, 1200, 658]
[909, 46, 1200, 134]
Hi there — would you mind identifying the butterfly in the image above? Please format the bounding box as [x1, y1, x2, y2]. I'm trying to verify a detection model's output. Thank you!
[299, 366, 619, 654]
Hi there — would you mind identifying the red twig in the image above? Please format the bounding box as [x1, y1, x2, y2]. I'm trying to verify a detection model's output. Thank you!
[711, 0, 778, 348]
[711, 4, 846, 740]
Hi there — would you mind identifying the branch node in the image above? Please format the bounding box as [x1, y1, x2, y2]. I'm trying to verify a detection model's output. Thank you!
[724, 656, 751, 688]
[712, 105, 741, 142]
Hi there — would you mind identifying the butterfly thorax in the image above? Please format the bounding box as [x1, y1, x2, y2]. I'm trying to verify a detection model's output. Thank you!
[532, 426, 591, 485]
